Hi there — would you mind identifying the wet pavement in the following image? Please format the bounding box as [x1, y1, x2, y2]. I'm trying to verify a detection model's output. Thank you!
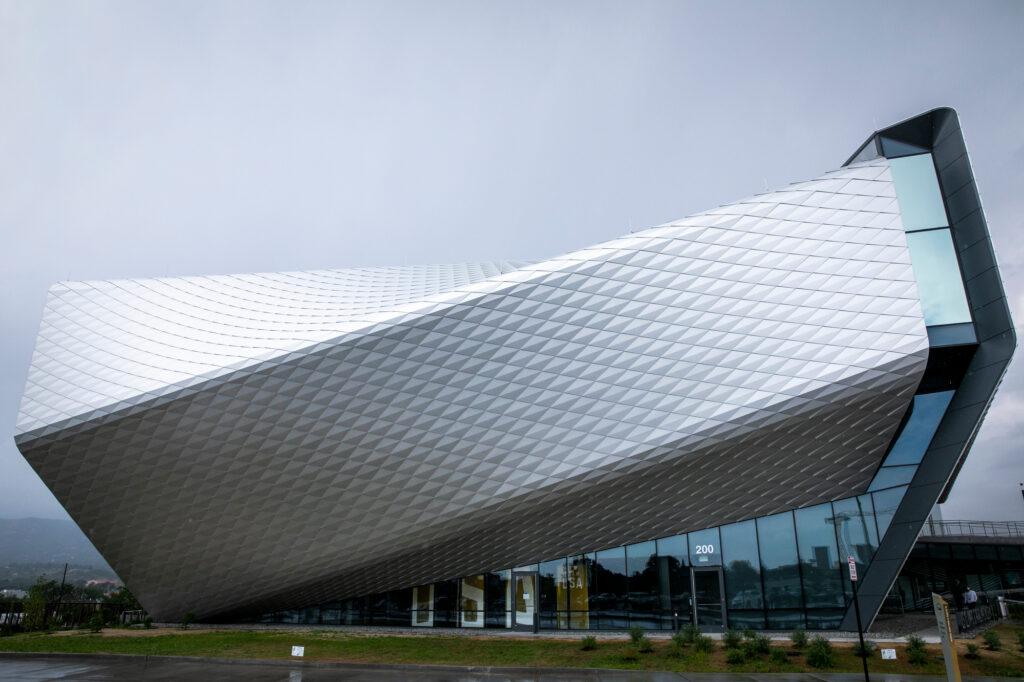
[1, 656, 1020, 681]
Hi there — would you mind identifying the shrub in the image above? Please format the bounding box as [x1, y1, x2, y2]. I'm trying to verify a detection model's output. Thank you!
[580, 635, 597, 651]
[983, 630, 1001, 651]
[742, 628, 757, 640]
[628, 625, 645, 645]
[906, 634, 926, 654]
[908, 647, 929, 665]
[143, 616, 153, 629]
[693, 633, 715, 653]
[1017, 630, 1024, 652]
[965, 643, 980, 659]
[180, 612, 195, 630]
[668, 640, 687, 658]
[679, 623, 700, 644]
[806, 636, 834, 669]
[853, 639, 875, 658]
[87, 612, 104, 633]
[769, 647, 788, 665]
[637, 636, 655, 653]
[620, 647, 640, 662]
[671, 630, 689, 648]
[726, 648, 747, 664]
[722, 628, 742, 649]
[790, 629, 808, 649]
[743, 633, 771, 657]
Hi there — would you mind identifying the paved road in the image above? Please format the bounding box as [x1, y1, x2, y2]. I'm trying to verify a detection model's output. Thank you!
[1, 655, 1020, 682]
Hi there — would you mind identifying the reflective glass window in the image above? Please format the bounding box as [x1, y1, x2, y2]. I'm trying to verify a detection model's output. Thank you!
[538, 558, 566, 629]
[460, 575, 486, 627]
[688, 527, 722, 567]
[833, 495, 879, 600]
[656, 534, 691, 626]
[568, 554, 590, 629]
[795, 503, 844, 609]
[626, 541, 659, 628]
[721, 519, 764, 629]
[484, 571, 510, 628]
[872, 486, 908, 538]
[906, 229, 972, 326]
[869, 465, 918, 491]
[433, 579, 459, 628]
[757, 512, 802, 609]
[591, 547, 627, 628]
[883, 391, 955, 467]
[890, 153, 948, 231]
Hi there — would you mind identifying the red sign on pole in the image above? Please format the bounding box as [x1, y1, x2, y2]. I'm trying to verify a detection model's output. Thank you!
[848, 556, 858, 582]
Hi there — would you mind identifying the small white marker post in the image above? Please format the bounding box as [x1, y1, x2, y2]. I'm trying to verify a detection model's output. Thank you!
[291, 645, 305, 657]
[849, 556, 869, 682]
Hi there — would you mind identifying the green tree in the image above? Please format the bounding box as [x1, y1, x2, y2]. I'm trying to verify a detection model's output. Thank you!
[102, 587, 141, 610]
[22, 578, 61, 631]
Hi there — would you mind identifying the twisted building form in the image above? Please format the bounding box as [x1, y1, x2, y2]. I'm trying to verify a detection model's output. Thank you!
[15, 109, 1014, 630]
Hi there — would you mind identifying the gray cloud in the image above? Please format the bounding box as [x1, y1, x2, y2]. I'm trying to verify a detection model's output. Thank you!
[2, 0, 1022, 521]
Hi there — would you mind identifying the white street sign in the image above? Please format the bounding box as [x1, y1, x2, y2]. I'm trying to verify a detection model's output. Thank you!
[291, 645, 305, 657]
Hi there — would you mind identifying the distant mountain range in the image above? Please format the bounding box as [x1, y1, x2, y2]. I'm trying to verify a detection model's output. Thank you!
[0, 518, 119, 589]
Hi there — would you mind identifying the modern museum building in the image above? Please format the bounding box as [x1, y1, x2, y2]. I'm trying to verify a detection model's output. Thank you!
[14, 109, 1015, 632]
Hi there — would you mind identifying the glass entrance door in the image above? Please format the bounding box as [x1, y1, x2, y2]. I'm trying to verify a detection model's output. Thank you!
[511, 572, 537, 631]
[691, 568, 725, 630]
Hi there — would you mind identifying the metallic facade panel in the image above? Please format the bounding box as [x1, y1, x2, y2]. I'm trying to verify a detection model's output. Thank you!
[16, 153, 933, 621]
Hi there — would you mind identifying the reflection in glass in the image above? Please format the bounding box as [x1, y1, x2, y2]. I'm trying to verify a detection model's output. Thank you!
[795, 503, 843, 609]
[513, 573, 536, 629]
[460, 574, 485, 628]
[882, 391, 955, 467]
[868, 465, 917, 491]
[591, 547, 627, 629]
[485, 571, 510, 628]
[832, 495, 878, 600]
[890, 153, 948, 231]
[412, 584, 433, 626]
[757, 512, 802, 609]
[656, 534, 691, 627]
[568, 555, 590, 629]
[693, 569, 724, 629]
[872, 486, 908, 538]
[906, 229, 972, 326]
[538, 558, 567, 629]
[433, 580, 459, 628]
[689, 527, 722, 567]
[721, 520, 764, 629]
[626, 541, 659, 628]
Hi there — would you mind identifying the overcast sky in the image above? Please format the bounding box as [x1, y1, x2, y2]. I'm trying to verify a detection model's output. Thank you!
[2, 1, 1022, 525]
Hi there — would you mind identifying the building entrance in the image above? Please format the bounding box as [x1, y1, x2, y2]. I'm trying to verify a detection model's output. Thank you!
[691, 568, 725, 630]
[511, 571, 537, 631]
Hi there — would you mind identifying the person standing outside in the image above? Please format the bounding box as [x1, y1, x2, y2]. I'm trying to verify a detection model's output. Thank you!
[965, 587, 978, 610]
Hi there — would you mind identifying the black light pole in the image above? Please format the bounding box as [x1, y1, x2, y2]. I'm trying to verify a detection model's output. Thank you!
[849, 556, 869, 682]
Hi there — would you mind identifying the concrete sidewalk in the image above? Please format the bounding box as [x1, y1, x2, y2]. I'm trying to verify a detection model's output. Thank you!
[2, 654, 1021, 682]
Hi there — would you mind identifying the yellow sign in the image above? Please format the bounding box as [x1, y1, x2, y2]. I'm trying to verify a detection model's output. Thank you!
[931, 593, 961, 682]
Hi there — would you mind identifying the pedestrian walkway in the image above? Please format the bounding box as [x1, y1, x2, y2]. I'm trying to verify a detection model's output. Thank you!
[2, 654, 1018, 682]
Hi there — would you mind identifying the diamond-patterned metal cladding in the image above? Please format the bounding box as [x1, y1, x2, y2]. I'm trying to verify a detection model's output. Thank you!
[15, 159, 928, 620]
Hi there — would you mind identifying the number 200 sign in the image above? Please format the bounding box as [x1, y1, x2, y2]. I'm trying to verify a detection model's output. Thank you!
[695, 544, 715, 562]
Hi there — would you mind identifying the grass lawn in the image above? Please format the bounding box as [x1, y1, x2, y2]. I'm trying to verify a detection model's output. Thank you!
[2, 622, 1024, 676]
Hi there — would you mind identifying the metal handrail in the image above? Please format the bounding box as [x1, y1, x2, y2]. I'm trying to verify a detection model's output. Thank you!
[920, 520, 1024, 538]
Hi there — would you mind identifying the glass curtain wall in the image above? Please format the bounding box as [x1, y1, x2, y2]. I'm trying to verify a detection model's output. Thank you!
[260, 483, 918, 630]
